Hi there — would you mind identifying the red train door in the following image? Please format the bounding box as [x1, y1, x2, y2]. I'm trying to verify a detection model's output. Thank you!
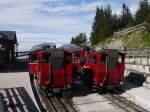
[28, 52, 39, 76]
[105, 50, 123, 86]
[49, 48, 72, 89]
[118, 53, 125, 84]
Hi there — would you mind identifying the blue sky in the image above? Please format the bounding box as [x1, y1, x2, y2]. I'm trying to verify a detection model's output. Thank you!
[0, 0, 144, 51]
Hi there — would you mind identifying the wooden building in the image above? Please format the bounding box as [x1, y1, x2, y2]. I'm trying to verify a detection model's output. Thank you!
[0, 31, 17, 65]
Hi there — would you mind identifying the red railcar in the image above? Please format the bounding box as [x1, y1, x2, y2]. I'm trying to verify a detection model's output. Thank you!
[28, 43, 56, 77]
[81, 49, 126, 88]
[29, 50, 40, 76]
[103, 49, 125, 87]
[36, 48, 72, 94]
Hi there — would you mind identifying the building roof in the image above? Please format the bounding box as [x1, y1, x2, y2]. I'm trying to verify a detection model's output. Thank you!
[0, 31, 17, 43]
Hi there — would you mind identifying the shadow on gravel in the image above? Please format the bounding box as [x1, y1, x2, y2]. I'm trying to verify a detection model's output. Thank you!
[123, 72, 146, 90]
[0, 58, 28, 73]
[70, 72, 146, 96]
[71, 74, 94, 97]
[0, 87, 39, 112]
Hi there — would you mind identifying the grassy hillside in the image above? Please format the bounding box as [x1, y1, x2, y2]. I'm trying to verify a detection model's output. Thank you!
[95, 28, 150, 49]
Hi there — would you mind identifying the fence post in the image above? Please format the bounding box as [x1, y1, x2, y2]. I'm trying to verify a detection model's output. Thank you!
[147, 48, 149, 66]
[132, 48, 134, 64]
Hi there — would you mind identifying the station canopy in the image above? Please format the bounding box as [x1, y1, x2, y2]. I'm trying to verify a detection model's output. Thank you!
[61, 44, 82, 52]
[30, 42, 56, 52]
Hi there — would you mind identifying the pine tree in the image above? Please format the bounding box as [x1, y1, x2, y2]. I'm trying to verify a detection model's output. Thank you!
[70, 33, 87, 45]
[112, 13, 119, 31]
[120, 3, 134, 28]
[145, 14, 150, 32]
[90, 6, 115, 45]
[135, 0, 150, 24]
[104, 5, 113, 36]
[90, 7, 102, 45]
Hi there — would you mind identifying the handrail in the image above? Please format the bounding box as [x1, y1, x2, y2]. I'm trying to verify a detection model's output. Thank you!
[114, 22, 146, 36]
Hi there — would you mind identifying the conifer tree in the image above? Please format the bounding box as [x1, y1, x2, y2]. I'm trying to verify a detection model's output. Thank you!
[120, 3, 134, 28]
[90, 7, 102, 45]
[135, 0, 150, 24]
[71, 33, 87, 45]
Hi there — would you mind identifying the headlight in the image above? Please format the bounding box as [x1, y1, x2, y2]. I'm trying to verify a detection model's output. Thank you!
[120, 81, 123, 85]
[84, 65, 90, 68]
[118, 56, 122, 63]
[67, 84, 71, 88]
[99, 83, 103, 86]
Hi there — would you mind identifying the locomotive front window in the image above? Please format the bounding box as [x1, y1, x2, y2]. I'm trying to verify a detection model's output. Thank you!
[42, 53, 49, 64]
[75, 54, 80, 62]
[30, 54, 38, 63]
[86, 55, 94, 63]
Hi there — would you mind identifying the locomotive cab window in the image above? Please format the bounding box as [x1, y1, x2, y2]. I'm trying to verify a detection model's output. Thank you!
[66, 55, 71, 64]
[100, 54, 106, 64]
[93, 55, 96, 64]
[42, 53, 49, 64]
[86, 55, 93, 63]
[30, 54, 38, 63]
[64, 53, 71, 64]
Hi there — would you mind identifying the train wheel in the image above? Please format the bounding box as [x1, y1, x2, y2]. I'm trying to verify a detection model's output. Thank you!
[95, 86, 107, 94]
[115, 85, 125, 93]
[62, 89, 72, 98]
[83, 69, 93, 86]
[73, 65, 78, 75]
[47, 93, 54, 97]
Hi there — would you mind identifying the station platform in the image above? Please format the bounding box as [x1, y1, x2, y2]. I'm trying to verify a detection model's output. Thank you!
[0, 72, 40, 112]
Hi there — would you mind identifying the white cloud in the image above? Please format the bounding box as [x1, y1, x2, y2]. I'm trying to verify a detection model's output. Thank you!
[0, 0, 141, 51]
[43, 1, 103, 14]
[17, 32, 72, 51]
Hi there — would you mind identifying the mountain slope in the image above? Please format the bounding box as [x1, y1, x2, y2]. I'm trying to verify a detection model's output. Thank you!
[95, 28, 150, 49]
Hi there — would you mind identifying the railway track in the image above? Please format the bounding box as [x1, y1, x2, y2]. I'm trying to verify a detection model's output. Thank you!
[30, 77, 79, 112]
[47, 96, 79, 112]
[31, 75, 149, 112]
[103, 93, 148, 112]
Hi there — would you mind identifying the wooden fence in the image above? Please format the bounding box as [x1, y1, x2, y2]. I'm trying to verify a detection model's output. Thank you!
[114, 22, 146, 36]
[16, 51, 29, 57]
[126, 48, 150, 58]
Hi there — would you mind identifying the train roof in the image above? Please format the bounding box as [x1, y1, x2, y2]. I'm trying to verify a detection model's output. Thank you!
[30, 42, 56, 52]
[60, 44, 82, 52]
[37, 48, 72, 54]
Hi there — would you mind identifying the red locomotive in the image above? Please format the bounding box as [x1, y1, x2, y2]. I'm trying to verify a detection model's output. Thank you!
[35, 48, 72, 95]
[28, 43, 56, 78]
[81, 49, 126, 89]
[29, 42, 126, 97]
[61, 44, 85, 74]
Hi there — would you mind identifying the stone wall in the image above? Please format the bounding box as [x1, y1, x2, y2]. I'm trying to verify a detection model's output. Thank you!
[125, 57, 150, 89]
[125, 58, 150, 74]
